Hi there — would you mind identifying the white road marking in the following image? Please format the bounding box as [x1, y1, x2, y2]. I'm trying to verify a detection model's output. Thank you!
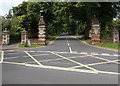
[25, 64, 98, 74]
[69, 47, 72, 53]
[101, 53, 110, 56]
[3, 50, 119, 75]
[66, 37, 68, 42]
[55, 51, 69, 53]
[97, 70, 120, 75]
[113, 54, 119, 57]
[91, 52, 98, 55]
[4, 54, 49, 60]
[37, 51, 55, 52]
[25, 55, 87, 64]
[88, 54, 119, 65]
[69, 60, 120, 69]
[51, 52, 99, 72]
[27, 51, 36, 52]
[4, 61, 119, 75]
[26, 51, 118, 57]
[1, 51, 4, 63]
[67, 43, 70, 46]
[32, 54, 48, 56]
[3, 61, 26, 66]
[7, 50, 15, 52]
[6, 53, 18, 55]
[72, 51, 78, 53]
[2, 48, 119, 75]
[24, 51, 43, 66]
[80, 52, 87, 54]
[66, 37, 73, 53]
[4, 56, 27, 60]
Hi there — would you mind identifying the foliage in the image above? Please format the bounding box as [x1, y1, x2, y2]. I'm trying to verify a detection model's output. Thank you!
[46, 35, 58, 40]
[3, 2, 119, 39]
[10, 32, 21, 43]
[112, 19, 120, 30]
[101, 19, 120, 39]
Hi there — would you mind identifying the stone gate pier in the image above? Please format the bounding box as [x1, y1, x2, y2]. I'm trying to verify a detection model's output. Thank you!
[21, 29, 27, 44]
[2, 28, 10, 45]
[113, 29, 119, 43]
[38, 12, 46, 45]
[91, 16, 100, 44]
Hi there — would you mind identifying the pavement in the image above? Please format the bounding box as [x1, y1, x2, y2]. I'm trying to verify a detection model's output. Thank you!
[0, 35, 120, 84]
[0, 43, 20, 50]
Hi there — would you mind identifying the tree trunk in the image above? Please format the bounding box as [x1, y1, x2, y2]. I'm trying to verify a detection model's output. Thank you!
[84, 19, 92, 39]
[100, 23, 106, 34]
[100, 23, 106, 39]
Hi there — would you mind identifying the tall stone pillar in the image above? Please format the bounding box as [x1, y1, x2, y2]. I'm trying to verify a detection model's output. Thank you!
[21, 29, 27, 44]
[2, 28, 10, 45]
[113, 29, 119, 43]
[91, 16, 100, 44]
[38, 15, 46, 45]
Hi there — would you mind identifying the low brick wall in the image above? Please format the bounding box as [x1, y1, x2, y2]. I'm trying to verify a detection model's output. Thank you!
[101, 39, 113, 43]
[30, 39, 38, 44]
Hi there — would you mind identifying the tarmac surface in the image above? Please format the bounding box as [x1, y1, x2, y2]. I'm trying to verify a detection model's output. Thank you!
[0, 35, 119, 84]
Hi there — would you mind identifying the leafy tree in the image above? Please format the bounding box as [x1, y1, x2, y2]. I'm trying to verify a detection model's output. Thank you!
[113, 19, 120, 31]
[3, 2, 119, 39]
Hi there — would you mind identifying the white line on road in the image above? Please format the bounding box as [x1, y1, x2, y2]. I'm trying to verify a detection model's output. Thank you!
[3, 61, 26, 66]
[91, 52, 98, 55]
[67, 43, 70, 46]
[26, 51, 118, 57]
[97, 70, 120, 75]
[66, 37, 73, 53]
[25, 64, 98, 74]
[37, 51, 55, 52]
[51, 52, 99, 72]
[24, 51, 43, 66]
[113, 54, 119, 57]
[66, 38, 69, 43]
[69, 47, 72, 53]
[80, 52, 87, 54]
[27, 51, 36, 52]
[88, 54, 120, 65]
[69, 59, 120, 69]
[101, 53, 110, 56]
[25, 55, 87, 64]
[7, 50, 15, 52]
[1, 51, 4, 63]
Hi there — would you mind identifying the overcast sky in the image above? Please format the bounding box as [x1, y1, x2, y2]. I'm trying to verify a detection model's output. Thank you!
[0, 0, 28, 16]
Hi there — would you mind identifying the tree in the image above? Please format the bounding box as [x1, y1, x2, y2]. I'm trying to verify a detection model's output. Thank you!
[4, 2, 119, 38]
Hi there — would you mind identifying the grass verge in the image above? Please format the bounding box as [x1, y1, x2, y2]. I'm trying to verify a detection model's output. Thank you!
[18, 35, 58, 47]
[73, 35, 119, 50]
[46, 35, 58, 40]
[73, 35, 92, 44]
[18, 44, 45, 48]
[93, 43, 119, 50]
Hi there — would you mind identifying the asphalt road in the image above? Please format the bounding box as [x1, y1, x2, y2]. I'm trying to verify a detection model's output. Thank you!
[1, 35, 119, 84]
